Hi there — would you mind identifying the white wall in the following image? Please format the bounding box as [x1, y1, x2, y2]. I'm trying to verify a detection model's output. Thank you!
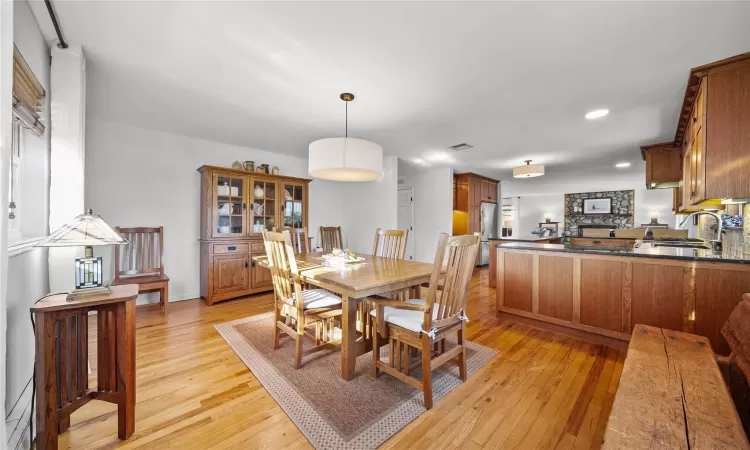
[503, 166, 677, 235]
[5, 0, 51, 424]
[85, 118, 342, 303]
[400, 167, 453, 262]
[337, 156, 399, 254]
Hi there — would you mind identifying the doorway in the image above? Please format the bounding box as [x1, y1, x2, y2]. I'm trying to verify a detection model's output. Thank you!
[397, 187, 415, 260]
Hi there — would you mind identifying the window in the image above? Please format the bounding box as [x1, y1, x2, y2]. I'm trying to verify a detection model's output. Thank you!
[8, 120, 22, 243]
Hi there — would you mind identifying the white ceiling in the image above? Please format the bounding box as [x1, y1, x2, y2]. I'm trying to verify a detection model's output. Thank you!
[29, 1, 750, 180]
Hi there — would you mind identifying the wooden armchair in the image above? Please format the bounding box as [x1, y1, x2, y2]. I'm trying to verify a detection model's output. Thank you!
[283, 227, 310, 254]
[370, 233, 479, 409]
[320, 226, 343, 252]
[372, 228, 409, 259]
[263, 230, 343, 369]
[112, 226, 169, 313]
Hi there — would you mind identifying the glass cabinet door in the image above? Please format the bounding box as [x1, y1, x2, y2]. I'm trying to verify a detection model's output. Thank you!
[282, 183, 305, 229]
[213, 174, 247, 237]
[250, 179, 277, 234]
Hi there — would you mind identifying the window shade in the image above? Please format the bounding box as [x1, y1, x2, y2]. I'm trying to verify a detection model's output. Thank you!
[13, 45, 45, 136]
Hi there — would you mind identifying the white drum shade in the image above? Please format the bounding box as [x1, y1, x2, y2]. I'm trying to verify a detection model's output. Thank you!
[513, 162, 545, 178]
[308, 137, 383, 182]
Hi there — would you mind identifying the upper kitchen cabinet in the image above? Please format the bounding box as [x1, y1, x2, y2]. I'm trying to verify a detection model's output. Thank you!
[455, 172, 499, 209]
[673, 53, 750, 207]
[640, 143, 681, 189]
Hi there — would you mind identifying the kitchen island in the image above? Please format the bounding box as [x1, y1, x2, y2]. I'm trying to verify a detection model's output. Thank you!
[494, 241, 750, 355]
[488, 235, 560, 286]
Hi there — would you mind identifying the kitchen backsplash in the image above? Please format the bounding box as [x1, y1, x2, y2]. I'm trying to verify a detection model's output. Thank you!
[697, 204, 748, 258]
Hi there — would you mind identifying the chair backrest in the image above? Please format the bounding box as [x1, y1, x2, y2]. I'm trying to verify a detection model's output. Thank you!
[372, 228, 408, 259]
[320, 226, 343, 252]
[114, 226, 164, 279]
[423, 234, 480, 328]
[284, 227, 309, 254]
[262, 230, 304, 314]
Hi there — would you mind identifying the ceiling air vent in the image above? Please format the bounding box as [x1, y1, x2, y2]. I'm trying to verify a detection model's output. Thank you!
[449, 143, 473, 151]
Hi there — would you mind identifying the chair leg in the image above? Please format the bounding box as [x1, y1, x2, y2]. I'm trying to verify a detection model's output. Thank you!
[372, 322, 380, 377]
[272, 310, 281, 350]
[422, 335, 433, 409]
[404, 344, 410, 376]
[161, 283, 169, 314]
[294, 334, 303, 369]
[458, 324, 467, 381]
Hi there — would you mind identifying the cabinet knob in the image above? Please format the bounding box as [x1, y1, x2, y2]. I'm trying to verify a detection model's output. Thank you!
[248, 203, 253, 211]
[246, 261, 250, 269]
[243, 203, 247, 210]
[690, 191, 695, 198]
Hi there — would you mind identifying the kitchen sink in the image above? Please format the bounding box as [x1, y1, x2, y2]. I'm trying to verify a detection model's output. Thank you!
[652, 243, 711, 250]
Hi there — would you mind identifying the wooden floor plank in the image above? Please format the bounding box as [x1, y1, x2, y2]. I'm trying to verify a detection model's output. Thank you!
[56, 268, 627, 450]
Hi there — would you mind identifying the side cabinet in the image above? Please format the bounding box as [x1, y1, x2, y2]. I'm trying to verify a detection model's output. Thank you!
[198, 165, 311, 306]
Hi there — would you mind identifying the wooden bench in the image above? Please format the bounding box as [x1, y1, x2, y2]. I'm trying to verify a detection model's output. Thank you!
[602, 324, 749, 449]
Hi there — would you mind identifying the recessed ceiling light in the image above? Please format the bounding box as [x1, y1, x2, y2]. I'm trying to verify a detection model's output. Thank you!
[615, 161, 631, 168]
[585, 109, 609, 120]
[412, 158, 426, 164]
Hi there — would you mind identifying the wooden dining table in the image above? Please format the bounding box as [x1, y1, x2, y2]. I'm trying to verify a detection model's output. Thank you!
[255, 252, 434, 380]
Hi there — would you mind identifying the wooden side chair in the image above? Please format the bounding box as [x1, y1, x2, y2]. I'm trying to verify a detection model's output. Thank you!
[112, 226, 169, 313]
[283, 227, 310, 254]
[372, 228, 409, 259]
[320, 226, 343, 252]
[263, 230, 343, 369]
[370, 233, 479, 409]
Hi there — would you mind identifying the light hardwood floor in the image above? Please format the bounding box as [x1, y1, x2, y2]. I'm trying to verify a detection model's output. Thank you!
[60, 269, 626, 449]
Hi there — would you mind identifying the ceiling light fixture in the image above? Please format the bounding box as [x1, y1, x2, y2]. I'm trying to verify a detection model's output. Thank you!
[425, 151, 451, 162]
[412, 158, 426, 165]
[585, 109, 609, 120]
[513, 160, 545, 178]
[308, 93, 383, 182]
[615, 162, 631, 168]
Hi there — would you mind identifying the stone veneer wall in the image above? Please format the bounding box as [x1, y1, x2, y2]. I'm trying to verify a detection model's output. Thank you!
[564, 190, 635, 236]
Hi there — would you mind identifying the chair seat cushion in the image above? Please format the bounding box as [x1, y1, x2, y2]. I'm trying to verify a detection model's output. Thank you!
[292, 289, 342, 310]
[370, 299, 438, 334]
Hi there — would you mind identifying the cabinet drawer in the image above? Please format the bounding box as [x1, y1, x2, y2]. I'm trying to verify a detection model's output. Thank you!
[213, 243, 249, 254]
[251, 241, 266, 252]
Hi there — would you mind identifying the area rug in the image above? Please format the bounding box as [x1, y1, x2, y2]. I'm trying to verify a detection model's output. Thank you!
[215, 312, 497, 450]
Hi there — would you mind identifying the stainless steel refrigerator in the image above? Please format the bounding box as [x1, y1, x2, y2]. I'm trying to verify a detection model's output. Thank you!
[480, 202, 498, 265]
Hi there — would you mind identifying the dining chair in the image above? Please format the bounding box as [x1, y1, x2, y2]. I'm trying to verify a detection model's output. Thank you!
[283, 227, 309, 254]
[372, 228, 409, 259]
[370, 233, 479, 409]
[263, 230, 343, 369]
[112, 226, 169, 313]
[320, 226, 343, 252]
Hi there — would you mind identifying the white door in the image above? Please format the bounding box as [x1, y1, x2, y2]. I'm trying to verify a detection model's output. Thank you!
[397, 187, 415, 260]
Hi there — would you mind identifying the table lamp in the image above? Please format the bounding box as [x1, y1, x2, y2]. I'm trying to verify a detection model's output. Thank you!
[36, 208, 128, 301]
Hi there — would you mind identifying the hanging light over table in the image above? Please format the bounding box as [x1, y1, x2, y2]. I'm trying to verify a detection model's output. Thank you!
[308, 93, 383, 182]
[513, 160, 545, 178]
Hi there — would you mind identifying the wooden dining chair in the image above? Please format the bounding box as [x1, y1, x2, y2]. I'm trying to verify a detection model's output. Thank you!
[370, 233, 479, 409]
[112, 226, 169, 313]
[372, 228, 409, 259]
[320, 226, 343, 251]
[283, 227, 309, 254]
[263, 230, 343, 369]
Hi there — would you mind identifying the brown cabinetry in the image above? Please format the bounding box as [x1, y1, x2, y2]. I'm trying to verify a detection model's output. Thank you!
[198, 165, 311, 305]
[641, 143, 681, 189]
[648, 53, 750, 208]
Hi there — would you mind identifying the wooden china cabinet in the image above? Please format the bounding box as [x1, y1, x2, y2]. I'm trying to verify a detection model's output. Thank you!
[198, 165, 311, 305]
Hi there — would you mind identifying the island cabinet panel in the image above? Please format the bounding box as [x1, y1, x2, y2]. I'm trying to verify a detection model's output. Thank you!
[694, 268, 750, 355]
[537, 255, 574, 321]
[579, 260, 623, 333]
[503, 253, 533, 312]
[630, 263, 685, 333]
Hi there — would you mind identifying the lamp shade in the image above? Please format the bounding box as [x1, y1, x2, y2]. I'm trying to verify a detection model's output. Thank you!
[513, 161, 545, 178]
[308, 137, 383, 182]
[36, 209, 128, 247]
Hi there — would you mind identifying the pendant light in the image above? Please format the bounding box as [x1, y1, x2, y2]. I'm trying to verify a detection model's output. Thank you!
[513, 160, 545, 178]
[308, 93, 383, 182]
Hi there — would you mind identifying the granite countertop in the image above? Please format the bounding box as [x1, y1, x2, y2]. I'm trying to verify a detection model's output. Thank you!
[495, 241, 750, 264]
[490, 234, 559, 242]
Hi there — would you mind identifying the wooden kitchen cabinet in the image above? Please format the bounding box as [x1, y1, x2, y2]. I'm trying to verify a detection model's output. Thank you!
[640, 143, 681, 189]
[198, 165, 311, 305]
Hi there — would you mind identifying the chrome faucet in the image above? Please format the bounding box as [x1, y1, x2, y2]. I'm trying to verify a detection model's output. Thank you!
[679, 211, 724, 251]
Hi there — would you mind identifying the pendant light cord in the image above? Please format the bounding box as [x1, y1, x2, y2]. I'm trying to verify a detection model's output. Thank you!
[345, 101, 348, 138]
